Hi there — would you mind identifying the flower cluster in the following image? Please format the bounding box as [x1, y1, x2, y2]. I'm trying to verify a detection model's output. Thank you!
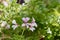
[0, 20, 18, 30]
[22, 17, 37, 31]
[1, 21, 10, 29]
[0, 17, 37, 32]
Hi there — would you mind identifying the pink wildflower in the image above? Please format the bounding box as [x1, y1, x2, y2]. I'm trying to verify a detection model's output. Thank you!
[2, 1, 8, 7]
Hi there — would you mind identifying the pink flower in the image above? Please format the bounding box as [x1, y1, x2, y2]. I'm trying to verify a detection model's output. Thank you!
[31, 18, 37, 27]
[22, 17, 30, 28]
[28, 23, 35, 31]
[21, 17, 37, 31]
[2, 1, 8, 7]
[28, 18, 37, 31]
[22, 17, 30, 23]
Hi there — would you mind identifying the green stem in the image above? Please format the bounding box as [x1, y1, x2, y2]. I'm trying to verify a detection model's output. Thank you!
[22, 29, 25, 35]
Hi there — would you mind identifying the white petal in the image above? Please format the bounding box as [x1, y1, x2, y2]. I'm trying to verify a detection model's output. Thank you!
[32, 17, 35, 22]
[12, 25, 18, 30]
[22, 23, 25, 27]
[34, 23, 37, 27]
[29, 27, 35, 32]
[1, 21, 7, 27]
[32, 23, 37, 27]
[22, 3, 26, 6]
[26, 25, 29, 28]
[30, 22, 37, 27]
[12, 20, 17, 24]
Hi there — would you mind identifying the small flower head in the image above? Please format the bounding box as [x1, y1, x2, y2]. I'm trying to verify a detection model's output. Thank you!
[21, 17, 37, 31]
[1, 21, 7, 27]
[12, 24, 18, 30]
[22, 17, 30, 23]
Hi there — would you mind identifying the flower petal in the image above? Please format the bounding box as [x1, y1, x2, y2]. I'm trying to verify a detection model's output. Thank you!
[32, 17, 35, 22]
[1, 21, 7, 27]
[12, 20, 17, 24]
[22, 23, 29, 28]
[31, 23, 37, 27]
[12, 25, 18, 30]
[22, 23, 25, 27]
[22, 17, 30, 23]
[29, 27, 35, 32]
[2, 1, 8, 7]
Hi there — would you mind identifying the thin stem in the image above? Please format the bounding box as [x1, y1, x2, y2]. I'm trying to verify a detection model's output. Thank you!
[22, 29, 25, 35]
